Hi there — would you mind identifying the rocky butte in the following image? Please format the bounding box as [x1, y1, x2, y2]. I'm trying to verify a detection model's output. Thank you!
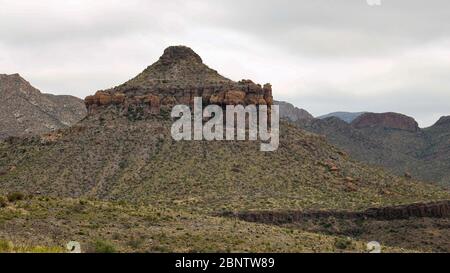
[84, 46, 273, 117]
[351, 112, 420, 132]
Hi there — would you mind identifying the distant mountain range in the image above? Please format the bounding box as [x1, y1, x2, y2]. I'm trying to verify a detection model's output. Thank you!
[0, 74, 86, 139]
[278, 104, 450, 186]
[317, 112, 367, 123]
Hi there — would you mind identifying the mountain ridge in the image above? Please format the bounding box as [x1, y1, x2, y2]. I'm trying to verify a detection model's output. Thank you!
[297, 111, 450, 185]
[318, 112, 367, 123]
[0, 73, 87, 139]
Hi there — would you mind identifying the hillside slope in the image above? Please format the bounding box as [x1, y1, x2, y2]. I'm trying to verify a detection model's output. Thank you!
[0, 74, 86, 139]
[299, 113, 450, 186]
[2, 113, 448, 213]
[1, 47, 448, 211]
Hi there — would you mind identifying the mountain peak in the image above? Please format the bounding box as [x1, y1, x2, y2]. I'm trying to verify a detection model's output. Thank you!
[85, 45, 273, 116]
[159, 45, 203, 65]
[432, 116, 450, 127]
[115, 45, 232, 93]
[0, 73, 26, 83]
[0, 73, 34, 97]
[0, 73, 22, 78]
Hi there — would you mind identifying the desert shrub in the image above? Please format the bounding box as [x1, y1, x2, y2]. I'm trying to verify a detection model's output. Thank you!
[334, 237, 353, 250]
[150, 245, 171, 253]
[0, 240, 63, 253]
[93, 240, 116, 253]
[0, 196, 7, 208]
[127, 237, 144, 249]
[0, 240, 13, 252]
[160, 108, 171, 119]
[6, 192, 25, 203]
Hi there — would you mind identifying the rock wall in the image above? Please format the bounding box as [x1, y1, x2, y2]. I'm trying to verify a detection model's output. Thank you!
[85, 80, 273, 116]
[221, 201, 450, 223]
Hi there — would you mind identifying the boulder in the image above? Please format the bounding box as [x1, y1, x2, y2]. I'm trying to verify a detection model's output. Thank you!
[263, 84, 273, 105]
[144, 95, 161, 113]
[85, 95, 96, 106]
[224, 90, 246, 105]
[245, 94, 267, 105]
[404, 172, 412, 179]
[160, 96, 177, 107]
[112, 93, 126, 104]
[209, 91, 226, 105]
[95, 92, 112, 106]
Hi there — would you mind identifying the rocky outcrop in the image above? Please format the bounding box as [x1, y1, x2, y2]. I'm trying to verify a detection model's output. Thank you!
[351, 112, 419, 132]
[221, 201, 450, 223]
[0, 74, 86, 139]
[363, 201, 450, 220]
[85, 46, 273, 115]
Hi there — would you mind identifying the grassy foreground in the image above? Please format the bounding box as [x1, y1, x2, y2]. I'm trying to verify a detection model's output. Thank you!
[0, 195, 410, 253]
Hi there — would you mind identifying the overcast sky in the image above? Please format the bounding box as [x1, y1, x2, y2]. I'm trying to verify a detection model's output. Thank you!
[1, 0, 449, 127]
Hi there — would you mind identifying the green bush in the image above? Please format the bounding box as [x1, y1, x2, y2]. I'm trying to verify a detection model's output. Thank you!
[6, 192, 25, 203]
[0, 240, 13, 252]
[334, 237, 353, 250]
[93, 240, 116, 253]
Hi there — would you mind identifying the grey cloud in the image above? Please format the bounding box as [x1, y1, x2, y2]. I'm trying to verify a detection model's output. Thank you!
[198, 0, 450, 57]
[0, 0, 449, 127]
